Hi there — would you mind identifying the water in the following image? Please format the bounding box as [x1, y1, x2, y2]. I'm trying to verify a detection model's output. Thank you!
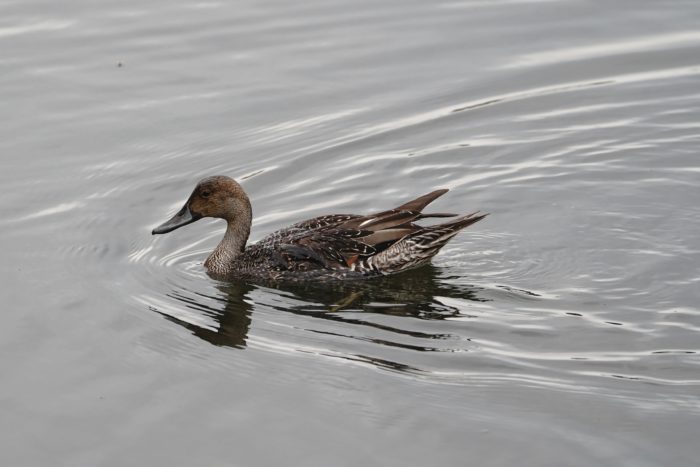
[2, 0, 700, 465]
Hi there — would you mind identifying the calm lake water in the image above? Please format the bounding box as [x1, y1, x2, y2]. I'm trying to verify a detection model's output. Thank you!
[2, 0, 700, 465]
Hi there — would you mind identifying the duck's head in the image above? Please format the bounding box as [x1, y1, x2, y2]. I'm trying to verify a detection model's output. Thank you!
[152, 175, 250, 235]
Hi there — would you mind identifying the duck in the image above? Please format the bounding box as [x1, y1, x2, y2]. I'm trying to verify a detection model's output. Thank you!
[152, 176, 487, 281]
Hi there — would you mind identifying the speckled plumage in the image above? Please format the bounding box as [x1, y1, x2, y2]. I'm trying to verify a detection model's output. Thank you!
[152, 176, 487, 282]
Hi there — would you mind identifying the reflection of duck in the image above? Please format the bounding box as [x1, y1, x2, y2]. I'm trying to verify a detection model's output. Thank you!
[265, 265, 488, 318]
[156, 265, 487, 351]
[152, 176, 487, 281]
[154, 281, 255, 349]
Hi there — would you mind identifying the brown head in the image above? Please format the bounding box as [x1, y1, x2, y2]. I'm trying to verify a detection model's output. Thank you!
[152, 176, 251, 235]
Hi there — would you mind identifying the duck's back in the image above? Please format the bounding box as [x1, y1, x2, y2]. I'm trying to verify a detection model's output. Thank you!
[228, 190, 486, 281]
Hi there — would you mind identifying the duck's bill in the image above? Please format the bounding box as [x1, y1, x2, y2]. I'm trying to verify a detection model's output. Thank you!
[152, 205, 201, 234]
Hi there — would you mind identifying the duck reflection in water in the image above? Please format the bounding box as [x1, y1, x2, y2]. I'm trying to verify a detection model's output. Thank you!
[154, 265, 487, 351]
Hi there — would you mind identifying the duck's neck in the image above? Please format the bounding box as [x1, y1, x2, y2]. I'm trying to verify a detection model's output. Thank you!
[205, 202, 252, 275]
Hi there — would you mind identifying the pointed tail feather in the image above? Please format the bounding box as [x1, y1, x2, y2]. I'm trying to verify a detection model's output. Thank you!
[416, 212, 458, 220]
[395, 189, 449, 212]
[436, 211, 488, 234]
[343, 189, 452, 231]
[365, 211, 488, 274]
[408, 212, 488, 248]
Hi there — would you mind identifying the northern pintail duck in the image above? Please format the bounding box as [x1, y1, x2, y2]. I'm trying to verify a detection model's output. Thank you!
[152, 176, 487, 281]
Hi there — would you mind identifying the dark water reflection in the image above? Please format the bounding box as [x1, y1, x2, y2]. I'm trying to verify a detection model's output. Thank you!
[156, 266, 489, 353]
[157, 282, 255, 349]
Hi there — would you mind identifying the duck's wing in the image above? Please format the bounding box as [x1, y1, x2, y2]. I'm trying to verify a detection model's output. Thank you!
[289, 214, 362, 231]
[338, 189, 457, 231]
[258, 189, 453, 248]
[274, 214, 485, 273]
[255, 214, 362, 249]
[272, 189, 467, 271]
[257, 189, 486, 273]
[276, 229, 377, 270]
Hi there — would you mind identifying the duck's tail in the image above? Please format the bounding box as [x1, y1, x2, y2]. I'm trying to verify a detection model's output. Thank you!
[366, 212, 488, 274]
[395, 189, 449, 211]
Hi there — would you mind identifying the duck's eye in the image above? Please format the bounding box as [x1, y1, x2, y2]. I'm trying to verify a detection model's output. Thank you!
[201, 190, 211, 198]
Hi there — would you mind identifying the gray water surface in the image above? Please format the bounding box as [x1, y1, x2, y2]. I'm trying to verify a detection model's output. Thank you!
[2, 0, 700, 466]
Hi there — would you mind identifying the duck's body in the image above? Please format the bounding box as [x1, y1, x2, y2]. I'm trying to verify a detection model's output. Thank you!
[152, 176, 487, 281]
